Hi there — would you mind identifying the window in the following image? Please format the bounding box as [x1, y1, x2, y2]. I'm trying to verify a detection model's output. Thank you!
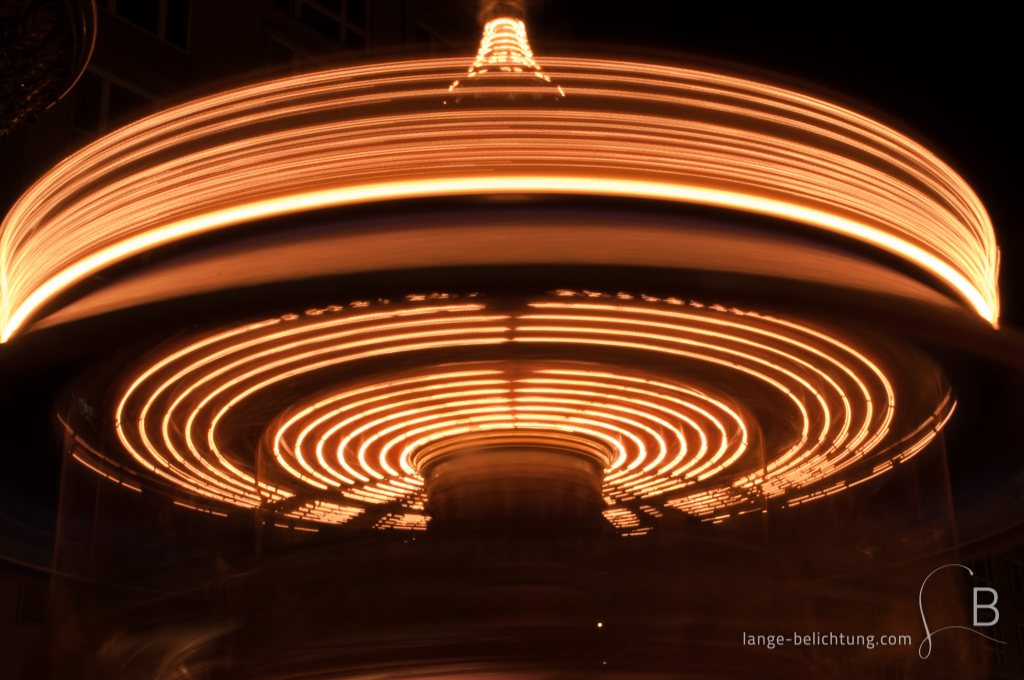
[270, 39, 295, 67]
[414, 21, 457, 56]
[1010, 560, 1024, 594]
[970, 556, 994, 583]
[97, 0, 191, 50]
[272, 0, 368, 51]
[987, 621, 1007, 669]
[72, 70, 154, 140]
[72, 70, 103, 134]
[17, 581, 49, 625]
[881, 666, 906, 680]
[268, 37, 313, 74]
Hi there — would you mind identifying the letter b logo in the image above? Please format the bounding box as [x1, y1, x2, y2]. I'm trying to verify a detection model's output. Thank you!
[973, 587, 1000, 626]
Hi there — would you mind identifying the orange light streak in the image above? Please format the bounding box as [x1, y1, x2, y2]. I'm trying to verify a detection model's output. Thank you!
[281, 373, 503, 481]
[525, 302, 895, 485]
[1, 51, 999, 342]
[310, 385, 507, 482]
[397, 414, 630, 474]
[513, 332, 819, 474]
[517, 387, 704, 473]
[529, 369, 749, 476]
[117, 305, 507, 505]
[103, 295, 950, 524]
[171, 317, 504, 484]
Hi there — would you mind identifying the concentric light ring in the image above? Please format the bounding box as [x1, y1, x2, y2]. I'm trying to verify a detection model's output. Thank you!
[92, 293, 953, 525]
[1, 52, 999, 342]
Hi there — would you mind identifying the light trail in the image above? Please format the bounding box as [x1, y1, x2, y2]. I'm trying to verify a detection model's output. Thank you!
[0, 30, 999, 341]
[87, 293, 952, 525]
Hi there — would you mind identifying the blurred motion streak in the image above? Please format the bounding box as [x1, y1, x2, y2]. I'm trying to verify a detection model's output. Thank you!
[69, 292, 954, 528]
[0, 31, 1000, 341]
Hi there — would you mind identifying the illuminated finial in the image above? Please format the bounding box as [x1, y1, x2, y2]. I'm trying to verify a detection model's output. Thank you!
[470, 18, 543, 78]
[448, 17, 564, 101]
